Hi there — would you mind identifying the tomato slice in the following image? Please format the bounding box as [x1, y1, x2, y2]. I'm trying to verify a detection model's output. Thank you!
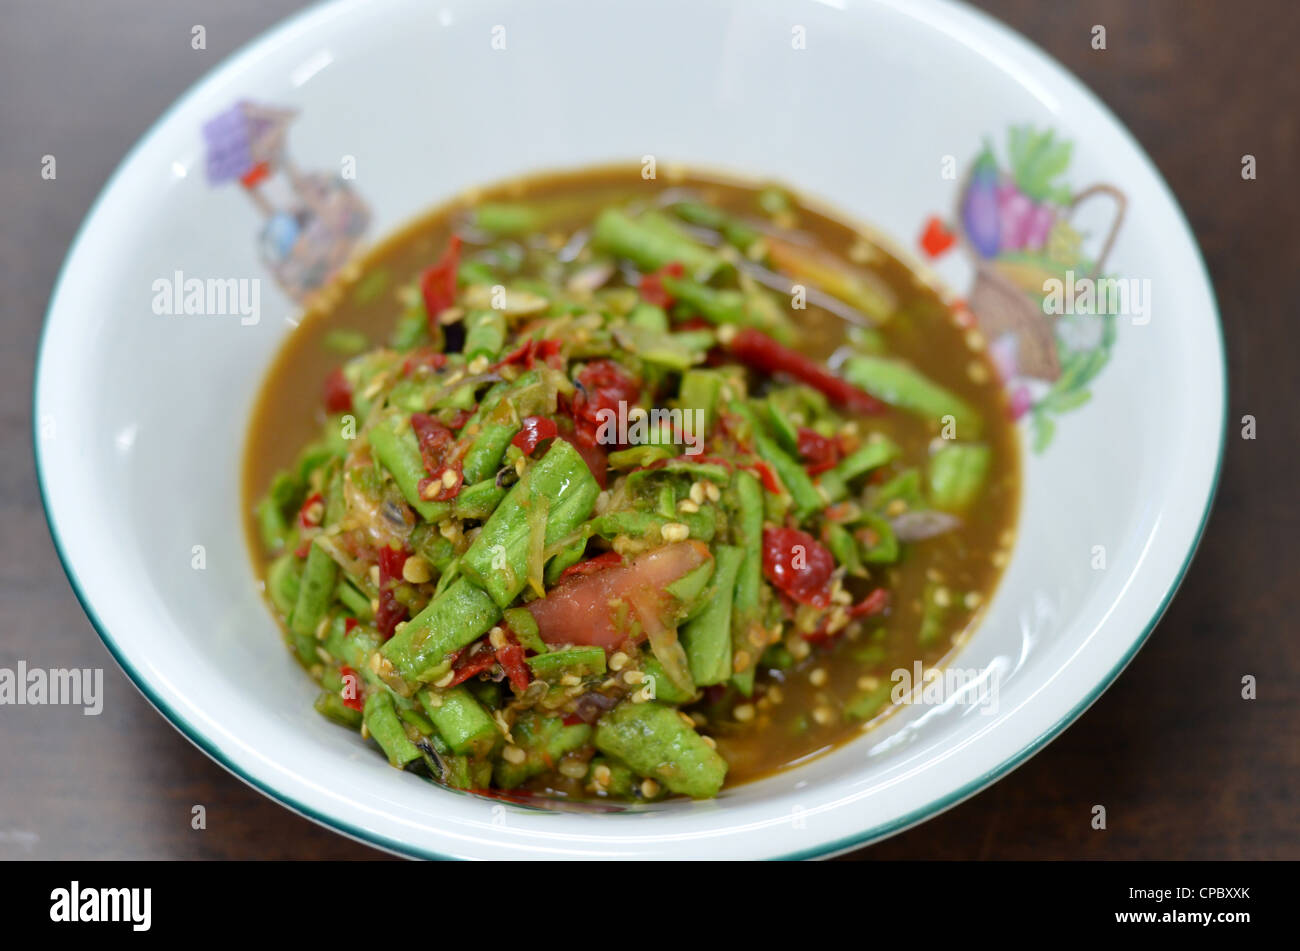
[526, 541, 711, 651]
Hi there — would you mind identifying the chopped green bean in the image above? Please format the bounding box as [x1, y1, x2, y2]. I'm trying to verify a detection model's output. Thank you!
[461, 439, 600, 607]
[681, 545, 742, 686]
[364, 692, 422, 768]
[593, 702, 727, 799]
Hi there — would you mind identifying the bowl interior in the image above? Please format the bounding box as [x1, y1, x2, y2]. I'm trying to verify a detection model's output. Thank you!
[36, 0, 1222, 858]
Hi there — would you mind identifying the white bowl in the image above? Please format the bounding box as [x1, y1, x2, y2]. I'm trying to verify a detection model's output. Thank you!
[35, 0, 1224, 859]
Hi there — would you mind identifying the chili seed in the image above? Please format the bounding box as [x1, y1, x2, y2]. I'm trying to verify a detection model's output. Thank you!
[661, 522, 690, 542]
[402, 555, 432, 584]
[558, 758, 588, 779]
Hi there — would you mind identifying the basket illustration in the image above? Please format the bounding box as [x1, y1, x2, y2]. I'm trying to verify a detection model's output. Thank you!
[958, 178, 1126, 381]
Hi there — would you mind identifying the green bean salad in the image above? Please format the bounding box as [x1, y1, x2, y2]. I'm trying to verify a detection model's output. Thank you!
[248, 169, 1017, 801]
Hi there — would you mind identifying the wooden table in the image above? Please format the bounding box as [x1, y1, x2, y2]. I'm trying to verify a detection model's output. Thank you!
[2, 0, 1294, 860]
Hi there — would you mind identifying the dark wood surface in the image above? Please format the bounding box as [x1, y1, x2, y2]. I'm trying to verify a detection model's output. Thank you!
[2, 0, 1294, 860]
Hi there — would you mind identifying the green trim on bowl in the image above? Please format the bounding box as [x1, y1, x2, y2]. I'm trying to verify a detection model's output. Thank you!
[32, 0, 1227, 861]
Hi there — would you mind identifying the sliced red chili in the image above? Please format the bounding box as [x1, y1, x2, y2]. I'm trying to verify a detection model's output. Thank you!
[848, 587, 890, 618]
[401, 348, 449, 377]
[495, 635, 531, 693]
[558, 551, 623, 580]
[492, 337, 564, 373]
[535, 338, 564, 369]
[374, 543, 410, 640]
[420, 234, 462, 328]
[411, 412, 463, 502]
[804, 588, 890, 643]
[344, 618, 359, 636]
[493, 338, 534, 371]
[410, 412, 453, 460]
[297, 492, 325, 530]
[511, 415, 559, 455]
[638, 261, 685, 308]
[446, 643, 498, 687]
[762, 526, 836, 609]
[339, 665, 363, 711]
[570, 359, 640, 449]
[749, 460, 783, 495]
[322, 367, 352, 414]
[796, 426, 842, 475]
[728, 328, 884, 415]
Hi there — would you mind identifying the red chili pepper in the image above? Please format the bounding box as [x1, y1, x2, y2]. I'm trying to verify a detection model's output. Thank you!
[535, 338, 563, 369]
[511, 415, 559, 455]
[796, 426, 842, 475]
[322, 367, 353, 414]
[339, 666, 363, 711]
[749, 460, 783, 494]
[418, 465, 463, 502]
[374, 544, 410, 640]
[344, 618, 359, 636]
[446, 644, 498, 687]
[411, 413, 463, 502]
[401, 348, 449, 377]
[495, 635, 531, 693]
[762, 526, 836, 609]
[638, 261, 684, 308]
[492, 337, 563, 373]
[848, 587, 890, 618]
[493, 339, 534, 371]
[558, 551, 623, 580]
[570, 359, 641, 449]
[297, 492, 325, 530]
[676, 316, 712, 332]
[824, 502, 855, 522]
[420, 234, 462, 329]
[805, 588, 890, 643]
[561, 713, 586, 726]
[728, 328, 884, 415]
[919, 215, 957, 259]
